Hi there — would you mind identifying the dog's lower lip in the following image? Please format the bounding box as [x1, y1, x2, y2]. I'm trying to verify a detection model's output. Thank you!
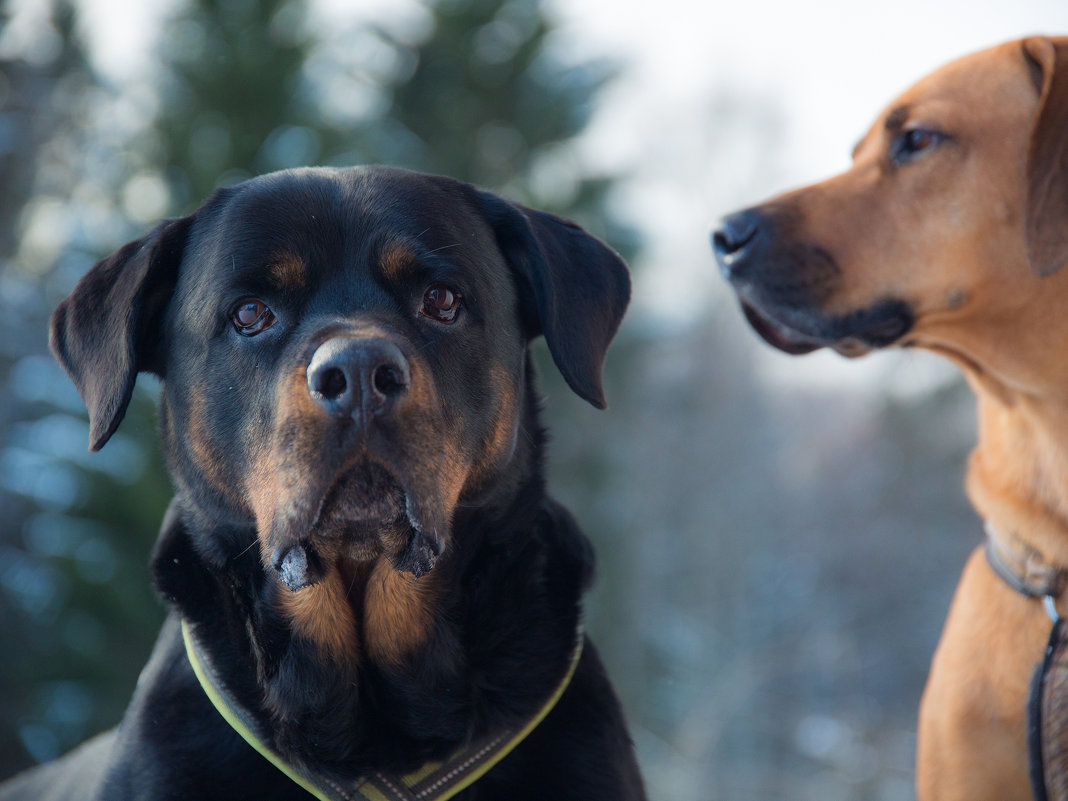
[739, 298, 914, 355]
[862, 315, 912, 345]
[741, 302, 822, 355]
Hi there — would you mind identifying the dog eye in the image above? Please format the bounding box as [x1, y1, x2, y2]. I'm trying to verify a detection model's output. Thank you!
[231, 299, 275, 335]
[891, 128, 946, 165]
[420, 284, 462, 323]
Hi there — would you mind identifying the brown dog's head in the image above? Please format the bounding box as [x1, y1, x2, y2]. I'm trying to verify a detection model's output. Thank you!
[713, 36, 1068, 386]
[49, 166, 629, 589]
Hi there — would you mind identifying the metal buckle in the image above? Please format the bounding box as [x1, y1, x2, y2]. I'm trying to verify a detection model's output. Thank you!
[1045, 594, 1061, 623]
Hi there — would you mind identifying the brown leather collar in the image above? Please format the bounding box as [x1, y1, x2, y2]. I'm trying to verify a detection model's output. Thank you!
[984, 520, 1068, 600]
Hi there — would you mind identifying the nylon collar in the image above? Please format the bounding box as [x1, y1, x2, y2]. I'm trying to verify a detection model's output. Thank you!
[982, 521, 1068, 800]
[984, 520, 1068, 601]
[181, 618, 582, 801]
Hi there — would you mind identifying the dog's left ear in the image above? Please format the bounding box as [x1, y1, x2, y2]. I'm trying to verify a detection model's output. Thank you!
[479, 192, 631, 409]
[1023, 37, 1068, 276]
[50, 215, 193, 451]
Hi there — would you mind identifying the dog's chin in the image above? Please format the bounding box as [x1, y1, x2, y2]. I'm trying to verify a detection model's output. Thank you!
[739, 299, 913, 358]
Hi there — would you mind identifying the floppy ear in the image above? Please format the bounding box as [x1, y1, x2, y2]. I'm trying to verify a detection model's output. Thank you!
[479, 192, 631, 409]
[1023, 37, 1068, 276]
[50, 216, 192, 451]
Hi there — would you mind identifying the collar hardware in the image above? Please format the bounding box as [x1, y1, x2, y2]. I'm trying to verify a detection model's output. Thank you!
[1046, 595, 1062, 624]
[984, 520, 1068, 600]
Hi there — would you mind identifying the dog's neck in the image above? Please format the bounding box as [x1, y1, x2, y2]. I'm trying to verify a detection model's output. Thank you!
[965, 377, 1068, 566]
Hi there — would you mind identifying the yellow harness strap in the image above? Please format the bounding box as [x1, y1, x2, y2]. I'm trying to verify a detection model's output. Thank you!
[181, 618, 583, 801]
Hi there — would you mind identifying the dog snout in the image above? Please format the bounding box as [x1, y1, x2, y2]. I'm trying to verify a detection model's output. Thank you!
[711, 209, 763, 280]
[307, 336, 411, 421]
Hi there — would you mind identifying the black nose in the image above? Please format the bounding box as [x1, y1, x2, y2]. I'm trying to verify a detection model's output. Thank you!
[306, 336, 411, 421]
[711, 209, 762, 278]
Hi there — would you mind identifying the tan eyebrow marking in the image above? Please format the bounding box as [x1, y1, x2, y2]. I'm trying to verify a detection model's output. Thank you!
[267, 253, 307, 290]
[378, 242, 417, 281]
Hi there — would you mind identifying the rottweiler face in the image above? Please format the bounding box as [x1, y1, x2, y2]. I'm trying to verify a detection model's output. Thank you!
[50, 166, 629, 594]
[161, 169, 534, 584]
[711, 37, 1068, 378]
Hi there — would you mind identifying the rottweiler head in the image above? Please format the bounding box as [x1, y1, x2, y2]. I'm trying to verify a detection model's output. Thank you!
[51, 165, 629, 618]
[712, 37, 1068, 388]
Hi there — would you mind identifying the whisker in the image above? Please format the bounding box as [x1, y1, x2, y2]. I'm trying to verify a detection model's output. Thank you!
[235, 538, 259, 559]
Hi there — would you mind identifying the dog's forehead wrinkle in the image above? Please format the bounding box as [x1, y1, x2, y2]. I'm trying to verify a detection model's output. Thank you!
[307, 268, 402, 326]
[184, 172, 492, 314]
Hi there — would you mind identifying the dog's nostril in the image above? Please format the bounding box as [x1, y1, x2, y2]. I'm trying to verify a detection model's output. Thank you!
[315, 366, 348, 400]
[713, 210, 761, 258]
[711, 229, 733, 257]
[372, 364, 406, 398]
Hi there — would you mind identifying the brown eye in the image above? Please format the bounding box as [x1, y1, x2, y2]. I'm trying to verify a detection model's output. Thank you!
[904, 130, 934, 151]
[892, 128, 946, 165]
[231, 299, 275, 335]
[420, 284, 461, 323]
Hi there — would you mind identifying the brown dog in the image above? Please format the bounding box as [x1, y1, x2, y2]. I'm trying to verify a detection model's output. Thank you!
[713, 37, 1068, 800]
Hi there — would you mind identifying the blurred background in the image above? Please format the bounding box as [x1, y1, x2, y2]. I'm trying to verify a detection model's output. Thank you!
[0, 0, 1065, 798]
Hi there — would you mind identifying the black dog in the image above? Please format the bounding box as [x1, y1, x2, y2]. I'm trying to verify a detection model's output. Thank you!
[1, 166, 645, 800]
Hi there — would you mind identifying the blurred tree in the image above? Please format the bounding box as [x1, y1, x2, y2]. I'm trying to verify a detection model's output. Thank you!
[0, 0, 172, 773]
[153, 0, 335, 208]
[0, 0, 636, 777]
[377, 0, 635, 249]
[153, 0, 636, 254]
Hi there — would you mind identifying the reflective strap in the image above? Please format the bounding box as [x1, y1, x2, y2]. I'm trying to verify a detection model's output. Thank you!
[181, 619, 344, 800]
[181, 618, 583, 801]
[400, 634, 583, 800]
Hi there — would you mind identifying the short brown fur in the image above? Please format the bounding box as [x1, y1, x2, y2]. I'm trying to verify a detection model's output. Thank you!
[277, 569, 360, 663]
[377, 242, 416, 281]
[185, 382, 242, 507]
[363, 558, 437, 666]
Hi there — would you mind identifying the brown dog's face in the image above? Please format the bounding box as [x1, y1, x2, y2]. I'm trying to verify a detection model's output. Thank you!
[714, 37, 1068, 387]
[50, 166, 630, 593]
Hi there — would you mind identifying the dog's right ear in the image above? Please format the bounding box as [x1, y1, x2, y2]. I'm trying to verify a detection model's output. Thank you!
[1022, 37, 1068, 276]
[50, 216, 193, 451]
[477, 192, 631, 409]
